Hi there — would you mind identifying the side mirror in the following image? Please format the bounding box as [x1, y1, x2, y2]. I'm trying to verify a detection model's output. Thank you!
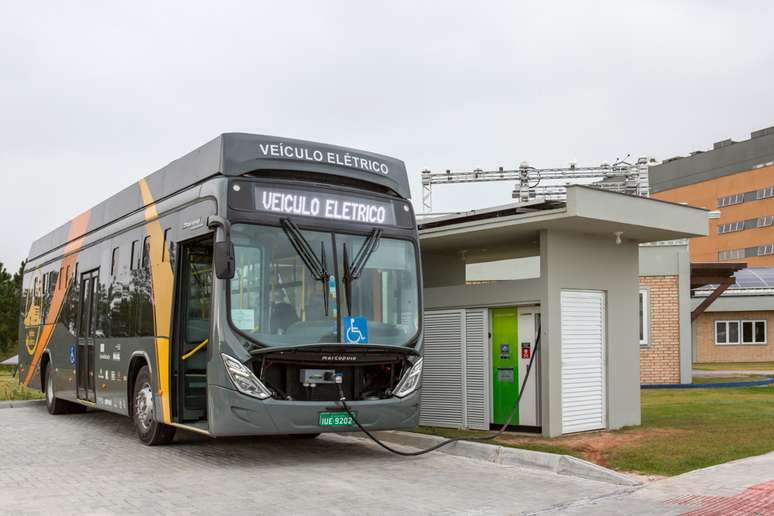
[214, 241, 235, 279]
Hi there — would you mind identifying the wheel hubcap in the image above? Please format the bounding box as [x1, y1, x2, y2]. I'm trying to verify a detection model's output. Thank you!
[135, 382, 154, 432]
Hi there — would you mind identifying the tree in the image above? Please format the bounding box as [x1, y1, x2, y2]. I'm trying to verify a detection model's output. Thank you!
[0, 261, 24, 356]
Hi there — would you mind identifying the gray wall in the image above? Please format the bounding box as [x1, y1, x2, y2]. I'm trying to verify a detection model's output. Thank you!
[421, 251, 466, 288]
[422, 228, 643, 437]
[424, 278, 543, 310]
[690, 294, 774, 312]
[541, 229, 641, 436]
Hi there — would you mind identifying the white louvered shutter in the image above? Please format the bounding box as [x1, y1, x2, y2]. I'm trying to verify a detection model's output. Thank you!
[419, 310, 465, 428]
[464, 309, 489, 430]
[560, 290, 606, 434]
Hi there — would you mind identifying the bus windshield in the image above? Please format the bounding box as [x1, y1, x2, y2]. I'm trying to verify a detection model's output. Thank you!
[229, 223, 419, 347]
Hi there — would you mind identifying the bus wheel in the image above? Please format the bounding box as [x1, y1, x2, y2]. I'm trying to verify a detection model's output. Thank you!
[45, 367, 74, 415]
[132, 365, 176, 446]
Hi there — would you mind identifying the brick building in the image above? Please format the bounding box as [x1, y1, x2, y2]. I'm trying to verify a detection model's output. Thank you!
[639, 275, 681, 383]
[691, 268, 774, 363]
[638, 242, 692, 384]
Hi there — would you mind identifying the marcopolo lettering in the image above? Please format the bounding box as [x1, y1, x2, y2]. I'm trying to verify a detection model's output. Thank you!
[255, 187, 396, 225]
[258, 142, 390, 175]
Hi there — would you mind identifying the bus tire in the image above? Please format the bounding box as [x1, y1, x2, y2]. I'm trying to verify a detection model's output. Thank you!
[132, 365, 176, 446]
[45, 367, 74, 415]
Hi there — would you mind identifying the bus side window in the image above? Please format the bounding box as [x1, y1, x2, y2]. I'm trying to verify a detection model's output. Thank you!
[162, 228, 172, 262]
[142, 236, 151, 269]
[130, 240, 139, 270]
[111, 247, 120, 276]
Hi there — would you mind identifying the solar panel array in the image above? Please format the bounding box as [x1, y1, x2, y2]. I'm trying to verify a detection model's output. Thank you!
[730, 268, 774, 289]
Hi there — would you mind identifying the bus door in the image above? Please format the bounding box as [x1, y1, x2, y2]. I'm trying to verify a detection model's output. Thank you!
[174, 238, 213, 422]
[77, 269, 99, 402]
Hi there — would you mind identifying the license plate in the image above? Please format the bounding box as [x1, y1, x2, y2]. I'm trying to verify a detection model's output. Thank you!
[319, 411, 355, 427]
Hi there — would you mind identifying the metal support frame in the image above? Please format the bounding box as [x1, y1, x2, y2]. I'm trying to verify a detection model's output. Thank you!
[691, 278, 734, 321]
[420, 157, 652, 213]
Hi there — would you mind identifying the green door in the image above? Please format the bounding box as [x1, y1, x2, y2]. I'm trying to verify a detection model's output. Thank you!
[491, 307, 519, 425]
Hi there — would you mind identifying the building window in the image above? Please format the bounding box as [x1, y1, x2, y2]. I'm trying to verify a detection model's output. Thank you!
[717, 220, 745, 234]
[639, 288, 649, 345]
[717, 216, 774, 235]
[758, 215, 774, 228]
[756, 186, 774, 201]
[717, 186, 774, 208]
[716, 320, 767, 345]
[718, 248, 746, 261]
[715, 320, 740, 345]
[759, 244, 774, 257]
[718, 192, 744, 208]
[741, 320, 767, 344]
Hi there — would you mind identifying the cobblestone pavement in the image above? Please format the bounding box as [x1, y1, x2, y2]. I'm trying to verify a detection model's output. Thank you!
[2, 405, 773, 515]
[0, 405, 625, 515]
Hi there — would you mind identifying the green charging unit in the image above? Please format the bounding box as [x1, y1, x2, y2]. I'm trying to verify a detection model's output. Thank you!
[491, 307, 519, 425]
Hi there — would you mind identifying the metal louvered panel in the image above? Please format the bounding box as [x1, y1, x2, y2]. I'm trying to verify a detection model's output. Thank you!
[464, 309, 489, 430]
[419, 310, 465, 428]
[560, 290, 606, 434]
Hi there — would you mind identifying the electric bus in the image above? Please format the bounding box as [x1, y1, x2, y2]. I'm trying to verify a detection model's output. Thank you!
[18, 134, 423, 445]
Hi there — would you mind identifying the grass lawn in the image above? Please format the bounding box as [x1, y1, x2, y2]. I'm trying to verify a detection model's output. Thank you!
[0, 365, 43, 401]
[415, 385, 774, 477]
[694, 362, 774, 371]
[692, 374, 770, 384]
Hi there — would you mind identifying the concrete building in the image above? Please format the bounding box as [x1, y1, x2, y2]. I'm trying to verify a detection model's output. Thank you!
[649, 124, 774, 265]
[692, 268, 774, 363]
[417, 186, 707, 437]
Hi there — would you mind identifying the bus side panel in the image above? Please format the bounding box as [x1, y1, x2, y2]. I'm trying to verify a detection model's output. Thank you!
[95, 229, 141, 416]
[19, 257, 79, 395]
[19, 210, 92, 391]
[52, 233, 102, 404]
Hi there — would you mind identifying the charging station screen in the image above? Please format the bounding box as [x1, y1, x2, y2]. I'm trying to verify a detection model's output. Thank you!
[254, 186, 397, 226]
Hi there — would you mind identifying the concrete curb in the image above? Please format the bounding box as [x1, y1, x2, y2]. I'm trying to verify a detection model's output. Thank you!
[0, 399, 45, 409]
[346, 430, 640, 486]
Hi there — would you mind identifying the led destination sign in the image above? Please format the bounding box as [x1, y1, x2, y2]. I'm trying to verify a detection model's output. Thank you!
[254, 186, 396, 226]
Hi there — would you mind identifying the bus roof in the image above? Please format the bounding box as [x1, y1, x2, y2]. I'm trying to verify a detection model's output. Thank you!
[28, 133, 410, 261]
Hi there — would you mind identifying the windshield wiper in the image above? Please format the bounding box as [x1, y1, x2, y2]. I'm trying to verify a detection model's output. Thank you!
[342, 228, 382, 315]
[280, 218, 330, 316]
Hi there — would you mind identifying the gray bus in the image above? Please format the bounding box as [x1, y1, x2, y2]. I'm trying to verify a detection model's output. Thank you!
[18, 134, 423, 444]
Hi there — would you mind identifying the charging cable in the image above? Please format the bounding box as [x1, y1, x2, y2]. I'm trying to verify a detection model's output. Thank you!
[336, 325, 541, 457]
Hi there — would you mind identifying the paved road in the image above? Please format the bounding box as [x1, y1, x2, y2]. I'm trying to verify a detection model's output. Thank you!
[1, 405, 773, 515]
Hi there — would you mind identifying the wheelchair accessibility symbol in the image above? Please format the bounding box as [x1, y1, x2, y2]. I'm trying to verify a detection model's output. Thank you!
[344, 316, 368, 344]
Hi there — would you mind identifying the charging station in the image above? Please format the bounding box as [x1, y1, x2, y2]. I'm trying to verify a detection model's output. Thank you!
[418, 185, 706, 437]
[490, 306, 540, 429]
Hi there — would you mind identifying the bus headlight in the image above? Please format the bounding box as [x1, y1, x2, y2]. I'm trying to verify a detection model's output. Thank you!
[221, 354, 272, 400]
[393, 357, 423, 398]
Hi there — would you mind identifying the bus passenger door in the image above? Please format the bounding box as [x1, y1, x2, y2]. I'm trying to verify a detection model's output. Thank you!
[77, 269, 99, 402]
[174, 238, 213, 423]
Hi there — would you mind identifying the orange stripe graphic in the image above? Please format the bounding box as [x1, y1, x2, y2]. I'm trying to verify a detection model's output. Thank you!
[23, 210, 91, 386]
[138, 179, 174, 423]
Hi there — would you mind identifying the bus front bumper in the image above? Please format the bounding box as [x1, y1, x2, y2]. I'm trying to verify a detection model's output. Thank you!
[207, 384, 421, 437]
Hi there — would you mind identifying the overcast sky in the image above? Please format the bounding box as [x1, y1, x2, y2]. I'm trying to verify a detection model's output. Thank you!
[1, 1, 773, 268]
